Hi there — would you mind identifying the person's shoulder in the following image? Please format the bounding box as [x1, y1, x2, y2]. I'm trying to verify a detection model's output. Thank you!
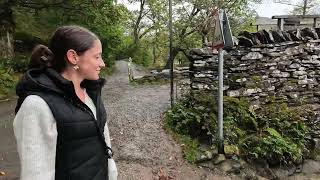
[21, 95, 50, 111]
[15, 94, 54, 123]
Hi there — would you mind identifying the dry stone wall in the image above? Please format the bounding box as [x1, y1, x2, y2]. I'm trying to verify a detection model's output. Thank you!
[189, 27, 320, 108]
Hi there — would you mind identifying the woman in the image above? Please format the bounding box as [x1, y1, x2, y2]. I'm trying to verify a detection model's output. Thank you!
[13, 25, 117, 180]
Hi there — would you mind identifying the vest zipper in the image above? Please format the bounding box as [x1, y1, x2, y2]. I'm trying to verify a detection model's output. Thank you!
[69, 92, 113, 158]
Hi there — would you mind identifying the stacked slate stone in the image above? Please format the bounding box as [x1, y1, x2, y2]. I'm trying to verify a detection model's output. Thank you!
[189, 27, 320, 108]
[188, 47, 219, 90]
[237, 27, 320, 47]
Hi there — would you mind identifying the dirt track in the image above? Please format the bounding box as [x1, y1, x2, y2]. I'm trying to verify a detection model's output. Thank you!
[0, 98, 19, 180]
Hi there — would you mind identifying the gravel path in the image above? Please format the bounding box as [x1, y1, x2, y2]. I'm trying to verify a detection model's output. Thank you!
[104, 60, 231, 180]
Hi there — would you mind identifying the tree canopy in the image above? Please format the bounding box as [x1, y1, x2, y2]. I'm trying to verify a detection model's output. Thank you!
[0, 0, 262, 69]
[1, 0, 130, 67]
[123, 0, 261, 67]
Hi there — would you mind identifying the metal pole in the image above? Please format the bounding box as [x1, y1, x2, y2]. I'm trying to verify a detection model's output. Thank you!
[218, 47, 224, 154]
[169, 0, 174, 107]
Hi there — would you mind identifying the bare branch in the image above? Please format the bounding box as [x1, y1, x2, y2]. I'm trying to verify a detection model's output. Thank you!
[139, 25, 155, 39]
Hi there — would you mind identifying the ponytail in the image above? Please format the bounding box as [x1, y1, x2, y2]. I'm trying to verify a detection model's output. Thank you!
[28, 44, 54, 69]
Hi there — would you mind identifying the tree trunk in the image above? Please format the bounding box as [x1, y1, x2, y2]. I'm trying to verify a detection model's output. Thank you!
[153, 30, 158, 64]
[133, 0, 145, 45]
[164, 48, 179, 69]
[0, 30, 14, 59]
[0, 0, 15, 60]
[153, 43, 156, 64]
[303, 0, 308, 15]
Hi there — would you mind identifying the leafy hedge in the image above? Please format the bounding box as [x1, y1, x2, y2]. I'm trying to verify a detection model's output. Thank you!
[0, 58, 22, 99]
[165, 90, 314, 165]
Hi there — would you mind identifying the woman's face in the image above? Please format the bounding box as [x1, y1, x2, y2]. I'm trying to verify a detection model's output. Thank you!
[77, 39, 105, 80]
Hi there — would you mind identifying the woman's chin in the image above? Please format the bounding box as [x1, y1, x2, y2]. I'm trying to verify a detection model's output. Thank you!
[86, 75, 100, 80]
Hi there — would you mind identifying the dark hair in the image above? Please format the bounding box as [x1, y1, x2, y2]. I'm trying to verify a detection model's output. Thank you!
[29, 25, 98, 72]
[29, 45, 54, 69]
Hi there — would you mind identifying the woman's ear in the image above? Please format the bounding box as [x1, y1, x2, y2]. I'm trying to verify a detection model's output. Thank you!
[66, 49, 78, 65]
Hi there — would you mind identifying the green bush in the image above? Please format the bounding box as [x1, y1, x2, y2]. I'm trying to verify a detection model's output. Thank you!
[0, 57, 26, 99]
[164, 90, 311, 165]
[249, 128, 303, 165]
[14, 32, 47, 53]
[125, 42, 153, 67]
[165, 91, 216, 141]
[0, 56, 29, 73]
[0, 70, 15, 89]
[0, 64, 18, 99]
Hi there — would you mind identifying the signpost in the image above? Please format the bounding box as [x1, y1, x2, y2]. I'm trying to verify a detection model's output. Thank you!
[212, 9, 233, 154]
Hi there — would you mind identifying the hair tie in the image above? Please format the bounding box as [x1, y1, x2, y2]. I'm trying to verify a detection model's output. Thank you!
[40, 56, 48, 62]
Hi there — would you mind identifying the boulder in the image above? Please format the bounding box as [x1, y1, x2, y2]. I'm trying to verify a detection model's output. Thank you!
[302, 160, 320, 174]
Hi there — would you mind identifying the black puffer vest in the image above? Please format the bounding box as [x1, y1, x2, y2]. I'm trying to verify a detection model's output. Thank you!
[15, 68, 111, 180]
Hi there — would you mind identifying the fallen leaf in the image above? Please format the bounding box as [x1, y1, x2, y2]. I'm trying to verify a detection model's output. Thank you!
[0, 171, 6, 176]
[158, 168, 168, 180]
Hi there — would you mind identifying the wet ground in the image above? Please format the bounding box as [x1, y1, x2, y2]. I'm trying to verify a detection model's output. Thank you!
[0, 98, 19, 180]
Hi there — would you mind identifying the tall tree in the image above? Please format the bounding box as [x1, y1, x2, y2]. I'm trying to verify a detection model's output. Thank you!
[0, 0, 15, 59]
[129, 0, 166, 44]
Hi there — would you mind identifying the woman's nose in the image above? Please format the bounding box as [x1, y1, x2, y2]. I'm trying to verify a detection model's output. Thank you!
[100, 59, 106, 67]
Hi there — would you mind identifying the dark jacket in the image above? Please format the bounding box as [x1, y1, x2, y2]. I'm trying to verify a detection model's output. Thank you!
[15, 68, 111, 180]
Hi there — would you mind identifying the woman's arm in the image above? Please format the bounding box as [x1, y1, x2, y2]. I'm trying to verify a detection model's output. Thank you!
[13, 95, 57, 180]
[104, 122, 118, 180]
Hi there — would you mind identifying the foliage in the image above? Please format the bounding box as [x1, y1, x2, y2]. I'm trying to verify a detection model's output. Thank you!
[165, 91, 312, 165]
[0, 59, 20, 99]
[172, 134, 200, 163]
[165, 91, 216, 139]
[249, 128, 303, 165]
[126, 41, 154, 67]
[0, 55, 29, 73]
[7, 0, 131, 71]
[124, 0, 262, 68]
[164, 120, 200, 163]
